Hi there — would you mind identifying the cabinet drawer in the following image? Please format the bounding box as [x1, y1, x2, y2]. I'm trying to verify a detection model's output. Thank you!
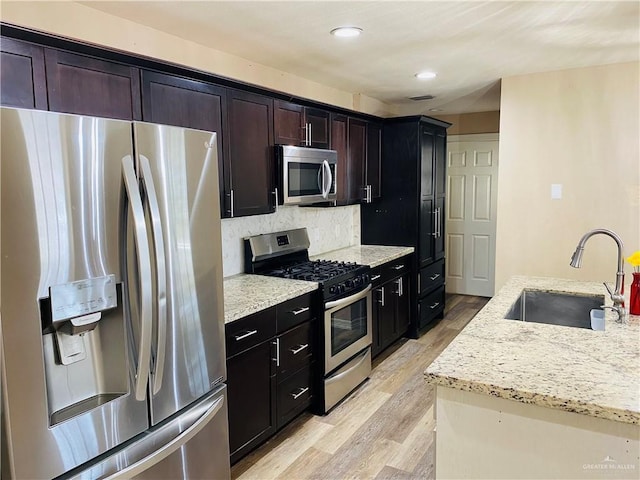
[277, 365, 313, 428]
[225, 307, 277, 358]
[418, 286, 445, 330]
[381, 255, 411, 284]
[369, 266, 384, 287]
[277, 292, 314, 332]
[420, 259, 445, 295]
[277, 321, 314, 377]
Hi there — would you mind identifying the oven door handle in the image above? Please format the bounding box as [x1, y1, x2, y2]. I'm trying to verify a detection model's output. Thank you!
[325, 284, 372, 310]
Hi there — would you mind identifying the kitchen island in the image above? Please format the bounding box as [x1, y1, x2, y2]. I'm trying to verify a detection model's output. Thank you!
[425, 276, 640, 479]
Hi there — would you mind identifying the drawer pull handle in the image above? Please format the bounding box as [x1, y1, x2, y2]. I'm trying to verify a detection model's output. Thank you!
[291, 306, 310, 316]
[234, 330, 258, 341]
[371, 274, 381, 281]
[392, 264, 404, 270]
[290, 344, 309, 355]
[429, 302, 440, 309]
[429, 274, 440, 281]
[291, 386, 309, 400]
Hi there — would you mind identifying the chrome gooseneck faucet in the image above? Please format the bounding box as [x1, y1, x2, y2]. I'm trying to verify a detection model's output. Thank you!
[570, 228, 626, 321]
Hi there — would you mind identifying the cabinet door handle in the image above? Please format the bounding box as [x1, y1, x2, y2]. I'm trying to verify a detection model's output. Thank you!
[271, 338, 280, 366]
[432, 209, 438, 237]
[430, 273, 440, 281]
[429, 302, 440, 309]
[291, 386, 309, 400]
[291, 306, 310, 316]
[396, 277, 403, 297]
[273, 187, 278, 212]
[378, 286, 385, 307]
[392, 264, 404, 270]
[289, 344, 309, 355]
[228, 189, 234, 218]
[371, 274, 381, 281]
[308, 123, 312, 146]
[234, 330, 257, 341]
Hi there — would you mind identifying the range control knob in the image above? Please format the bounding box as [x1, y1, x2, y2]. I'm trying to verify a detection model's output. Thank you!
[329, 285, 337, 295]
[345, 280, 354, 289]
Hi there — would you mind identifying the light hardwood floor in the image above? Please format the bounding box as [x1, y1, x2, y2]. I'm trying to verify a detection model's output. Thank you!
[231, 294, 489, 480]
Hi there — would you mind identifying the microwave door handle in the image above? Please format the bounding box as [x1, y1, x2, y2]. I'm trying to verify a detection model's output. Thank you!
[122, 155, 153, 401]
[138, 155, 167, 395]
[322, 160, 332, 199]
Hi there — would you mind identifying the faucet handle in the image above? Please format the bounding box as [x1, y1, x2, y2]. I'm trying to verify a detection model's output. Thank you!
[601, 304, 627, 323]
[603, 282, 614, 296]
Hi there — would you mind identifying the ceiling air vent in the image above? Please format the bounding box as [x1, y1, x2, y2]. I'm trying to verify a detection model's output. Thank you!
[409, 94, 435, 101]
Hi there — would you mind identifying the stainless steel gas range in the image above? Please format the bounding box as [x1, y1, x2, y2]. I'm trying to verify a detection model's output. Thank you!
[245, 228, 372, 412]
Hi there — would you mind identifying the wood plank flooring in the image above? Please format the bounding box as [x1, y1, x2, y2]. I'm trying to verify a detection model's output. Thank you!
[231, 294, 490, 480]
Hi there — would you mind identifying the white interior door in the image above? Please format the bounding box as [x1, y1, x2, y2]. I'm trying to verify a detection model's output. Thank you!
[445, 134, 499, 297]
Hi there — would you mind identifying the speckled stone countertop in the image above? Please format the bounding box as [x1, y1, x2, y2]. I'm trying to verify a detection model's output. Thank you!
[223, 275, 318, 324]
[425, 276, 640, 425]
[311, 245, 414, 268]
[223, 245, 413, 324]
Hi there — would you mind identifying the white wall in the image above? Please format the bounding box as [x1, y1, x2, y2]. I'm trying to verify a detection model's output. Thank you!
[222, 205, 360, 277]
[496, 62, 640, 291]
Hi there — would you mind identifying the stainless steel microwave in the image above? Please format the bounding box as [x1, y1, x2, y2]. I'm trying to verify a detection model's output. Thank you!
[276, 145, 337, 205]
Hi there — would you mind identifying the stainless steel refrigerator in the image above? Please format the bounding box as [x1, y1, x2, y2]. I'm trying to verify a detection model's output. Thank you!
[0, 107, 230, 479]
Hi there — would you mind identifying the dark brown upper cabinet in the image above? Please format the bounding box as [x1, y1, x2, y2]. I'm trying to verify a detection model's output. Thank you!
[44, 49, 141, 120]
[330, 113, 348, 204]
[274, 100, 330, 149]
[226, 89, 275, 217]
[366, 121, 382, 202]
[333, 115, 379, 206]
[346, 117, 367, 204]
[140, 70, 228, 217]
[0, 37, 48, 110]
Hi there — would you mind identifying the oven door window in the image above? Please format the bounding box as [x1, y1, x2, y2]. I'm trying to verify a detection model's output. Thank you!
[331, 297, 368, 356]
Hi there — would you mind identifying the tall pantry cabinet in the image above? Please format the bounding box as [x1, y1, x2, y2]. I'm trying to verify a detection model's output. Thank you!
[361, 116, 450, 337]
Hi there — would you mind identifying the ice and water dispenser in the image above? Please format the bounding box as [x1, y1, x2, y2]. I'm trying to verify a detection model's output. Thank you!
[42, 274, 128, 425]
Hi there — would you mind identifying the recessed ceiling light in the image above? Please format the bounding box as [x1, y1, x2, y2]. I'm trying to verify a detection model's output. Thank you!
[330, 26, 363, 38]
[429, 108, 443, 112]
[415, 71, 437, 80]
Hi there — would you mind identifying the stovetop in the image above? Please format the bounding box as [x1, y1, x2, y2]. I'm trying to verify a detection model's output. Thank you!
[262, 259, 362, 282]
[244, 228, 371, 302]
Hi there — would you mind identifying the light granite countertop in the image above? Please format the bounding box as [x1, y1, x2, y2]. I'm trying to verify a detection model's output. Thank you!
[311, 244, 414, 268]
[223, 274, 318, 324]
[223, 245, 413, 324]
[425, 275, 640, 425]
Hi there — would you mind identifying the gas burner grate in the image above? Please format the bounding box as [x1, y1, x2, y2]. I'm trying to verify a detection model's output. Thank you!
[264, 260, 361, 282]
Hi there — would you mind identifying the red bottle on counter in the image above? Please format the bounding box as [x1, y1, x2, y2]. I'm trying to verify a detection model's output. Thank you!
[629, 272, 640, 316]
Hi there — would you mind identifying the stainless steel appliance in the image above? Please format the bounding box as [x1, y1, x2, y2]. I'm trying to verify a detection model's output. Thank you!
[1, 107, 230, 480]
[245, 228, 372, 412]
[275, 145, 337, 205]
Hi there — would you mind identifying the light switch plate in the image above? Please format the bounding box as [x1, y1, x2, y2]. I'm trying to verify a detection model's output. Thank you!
[551, 184, 562, 199]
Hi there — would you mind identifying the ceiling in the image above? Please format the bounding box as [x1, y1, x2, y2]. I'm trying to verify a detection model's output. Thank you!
[80, 1, 639, 115]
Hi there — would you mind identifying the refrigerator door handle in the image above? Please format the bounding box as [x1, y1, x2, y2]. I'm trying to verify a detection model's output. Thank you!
[122, 155, 154, 401]
[104, 393, 225, 480]
[139, 154, 168, 395]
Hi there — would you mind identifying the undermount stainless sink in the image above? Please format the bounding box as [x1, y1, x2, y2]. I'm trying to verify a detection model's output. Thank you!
[505, 289, 605, 330]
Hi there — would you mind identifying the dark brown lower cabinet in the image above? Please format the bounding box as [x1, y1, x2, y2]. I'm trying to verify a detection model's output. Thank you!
[371, 256, 412, 358]
[418, 285, 445, 331]
[226, 293, 316, 464]
[227, 340, 276, 464]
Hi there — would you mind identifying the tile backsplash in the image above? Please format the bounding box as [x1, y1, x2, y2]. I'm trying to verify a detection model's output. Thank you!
[221, 204, 361, 277]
